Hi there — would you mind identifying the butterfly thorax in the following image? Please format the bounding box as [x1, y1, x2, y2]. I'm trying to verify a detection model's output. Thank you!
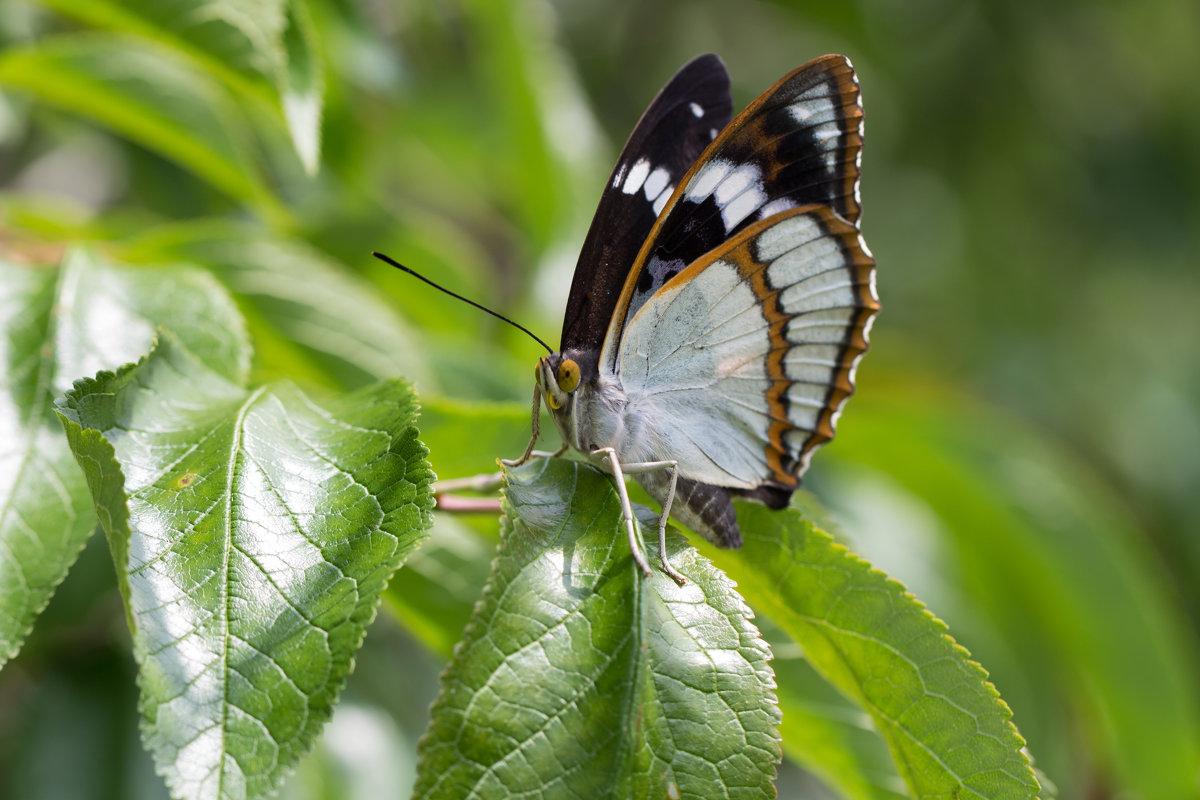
[536, 348, 641, 461]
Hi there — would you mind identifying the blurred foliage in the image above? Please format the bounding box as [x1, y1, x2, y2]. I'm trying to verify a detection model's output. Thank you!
[1, 0, 1198, 798]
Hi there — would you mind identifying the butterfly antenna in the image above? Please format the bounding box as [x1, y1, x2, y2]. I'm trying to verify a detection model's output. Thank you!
[372, 251, 553, 354]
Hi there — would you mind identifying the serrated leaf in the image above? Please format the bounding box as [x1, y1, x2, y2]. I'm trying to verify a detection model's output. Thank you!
[711, 504, 1040, 800]
[0, 34, 284, 221]
[0, 249, 248, 669]
[414, 458, 780, 799]
[56, 333, 434, 800]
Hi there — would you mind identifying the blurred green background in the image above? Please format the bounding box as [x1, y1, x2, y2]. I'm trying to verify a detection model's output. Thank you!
[1, 0, 1197, 798]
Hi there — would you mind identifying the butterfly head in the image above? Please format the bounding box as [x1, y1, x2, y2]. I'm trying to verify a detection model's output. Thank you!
[536, 353, 581, 412]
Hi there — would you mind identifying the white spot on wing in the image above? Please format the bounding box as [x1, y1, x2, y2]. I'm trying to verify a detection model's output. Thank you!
[861, 312, 877, 342]
[722, 190, 764, 231]
[714, 163, 766, 231]
[612, 162, 627, 189]
[623, 158, 650, 194]
[758, 197, 796, 222]
[685, 158, 733, 201]
[779, 270, 856, 314]
[714, 163, 759, 205]
[786, 309, 857, 343]
[812, 121, 840, 143]
[642, 167, 669, 200]
[652, 186, 673, 216]
[689, 101, 704, 118]
[784, 401, 820, 432]
[787, 363, 837, 384]
[789, 96, 836, 127]
[755, 213, 822, 262]
[857, 231, 875, 260]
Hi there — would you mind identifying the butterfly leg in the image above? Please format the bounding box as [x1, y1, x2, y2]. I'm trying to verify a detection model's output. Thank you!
[592, 447, 653, 579]
[501, 385, 544, 467]
[620, 459, 685, 586]
[593, 448, 686, 585]
[651, 462, 683, 585]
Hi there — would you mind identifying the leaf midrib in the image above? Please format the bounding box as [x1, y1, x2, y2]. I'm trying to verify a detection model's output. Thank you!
[216, 383, 268, 799]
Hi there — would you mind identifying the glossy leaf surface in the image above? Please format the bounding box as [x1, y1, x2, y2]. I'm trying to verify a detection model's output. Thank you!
[57, 334, 433, 800]
[0, 250, 247, 668]
[413, 458, 781, 799]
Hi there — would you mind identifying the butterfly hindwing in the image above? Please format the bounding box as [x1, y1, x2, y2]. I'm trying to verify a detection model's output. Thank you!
[616, 205, 877, 499]
[560, 54, 733, 352]
[603, 55, 865, 361]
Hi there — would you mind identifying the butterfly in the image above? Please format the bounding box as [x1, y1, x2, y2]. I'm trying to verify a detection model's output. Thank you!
[492, 53, 880, 584]
[378, 54, 878, 584]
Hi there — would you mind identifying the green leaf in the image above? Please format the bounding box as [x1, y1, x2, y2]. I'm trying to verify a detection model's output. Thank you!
[413, 458, 781, 799]
[56, 333, 434, 800]
[40, 0, 325, 173]
[711, 504, 1040, 800]
[0, 248, 248, 669]
[0, 34, 286, 222]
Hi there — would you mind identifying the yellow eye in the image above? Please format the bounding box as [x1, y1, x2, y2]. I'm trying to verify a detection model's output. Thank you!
[557, 359, 580, 393]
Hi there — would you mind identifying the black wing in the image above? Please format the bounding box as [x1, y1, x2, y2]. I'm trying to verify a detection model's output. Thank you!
[606, 55, 866, 349]
[559, 53, 732, 352]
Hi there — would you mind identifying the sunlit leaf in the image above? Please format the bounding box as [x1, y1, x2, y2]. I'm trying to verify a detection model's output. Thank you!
[414, 458, 781, 798]
[0, 249, 247, 669]
[56, 333, 434, 800]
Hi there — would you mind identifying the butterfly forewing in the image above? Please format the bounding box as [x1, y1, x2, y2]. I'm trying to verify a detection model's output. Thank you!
[603, 55, 865, 360]
[616, 205, 877, 495]
[560, 54, 733, 352]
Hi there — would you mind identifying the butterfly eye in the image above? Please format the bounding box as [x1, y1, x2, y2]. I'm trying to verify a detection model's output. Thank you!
[557, 359, 580, 393]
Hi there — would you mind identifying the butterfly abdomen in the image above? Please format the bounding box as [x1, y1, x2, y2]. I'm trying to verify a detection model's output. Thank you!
[637, 471, 743, 549]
